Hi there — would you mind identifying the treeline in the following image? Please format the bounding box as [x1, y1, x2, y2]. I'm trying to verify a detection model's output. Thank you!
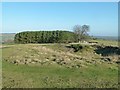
[14, 31, 76, 44]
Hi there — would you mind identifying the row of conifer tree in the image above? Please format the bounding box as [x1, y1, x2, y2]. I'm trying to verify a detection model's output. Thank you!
[14, 31, 76, 44]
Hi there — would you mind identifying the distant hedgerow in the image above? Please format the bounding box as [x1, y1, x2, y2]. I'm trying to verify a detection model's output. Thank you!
[14, 31, 76, 44]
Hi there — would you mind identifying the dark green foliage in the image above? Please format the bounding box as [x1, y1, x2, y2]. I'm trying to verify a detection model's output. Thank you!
[70, 44, 83, 52]
[95, 46, 120, 56]
[14, 31, 75, 44]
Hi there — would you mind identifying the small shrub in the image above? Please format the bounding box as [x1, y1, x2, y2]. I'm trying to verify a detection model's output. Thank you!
[70, 44, 83, 52]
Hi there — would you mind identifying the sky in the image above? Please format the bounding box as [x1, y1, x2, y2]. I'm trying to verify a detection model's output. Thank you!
[1, 2, 118, 36]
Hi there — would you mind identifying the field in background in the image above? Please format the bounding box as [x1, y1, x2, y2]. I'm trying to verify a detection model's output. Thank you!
[94, 36, 118, 41]
[0, 33, 15, 44]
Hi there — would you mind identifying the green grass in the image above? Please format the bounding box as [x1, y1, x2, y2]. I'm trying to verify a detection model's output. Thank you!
[2, 60, 118, 88]
[90, 39, 118, 46]
[2, 39, 119, 88]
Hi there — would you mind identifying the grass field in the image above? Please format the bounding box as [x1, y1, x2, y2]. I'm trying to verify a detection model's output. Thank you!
[1, 39, 119, 88]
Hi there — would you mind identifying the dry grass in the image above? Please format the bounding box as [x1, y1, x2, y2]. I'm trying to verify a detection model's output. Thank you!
[2, 40, 119, 88]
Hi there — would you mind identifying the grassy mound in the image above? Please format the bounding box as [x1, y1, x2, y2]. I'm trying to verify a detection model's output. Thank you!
[2, 42, 118, 88]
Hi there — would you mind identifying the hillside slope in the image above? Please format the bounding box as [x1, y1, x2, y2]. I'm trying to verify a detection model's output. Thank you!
[2, 41, 119, 88]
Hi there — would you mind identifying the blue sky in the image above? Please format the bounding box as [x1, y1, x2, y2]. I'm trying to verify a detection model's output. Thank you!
[2, 2, 118, 36]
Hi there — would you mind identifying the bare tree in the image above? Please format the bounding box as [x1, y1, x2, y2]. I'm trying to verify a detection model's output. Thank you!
[73, 24, 90, 42]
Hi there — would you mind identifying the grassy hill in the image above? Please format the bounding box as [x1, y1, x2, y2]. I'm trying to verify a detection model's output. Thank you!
[1, 40, 119, 88]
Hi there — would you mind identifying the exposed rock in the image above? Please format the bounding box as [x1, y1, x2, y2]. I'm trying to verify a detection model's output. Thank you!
[101, 58, 111, 62]
[31, 62, 36, 64]
[26, 59, 32, 63]
[52, 58, 56, 61]
[12, 60, 18, 64]
[116, 61, 120, 64]
[34, 59, 39, 62]
[76, 64, 81, 68]
[45, 59, 49, 62]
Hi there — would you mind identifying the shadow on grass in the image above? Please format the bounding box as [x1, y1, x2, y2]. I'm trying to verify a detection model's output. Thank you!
[95, 46, 120, 56]
[65, 44, 83, 52]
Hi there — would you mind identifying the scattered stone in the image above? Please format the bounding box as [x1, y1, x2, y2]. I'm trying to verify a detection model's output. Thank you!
[45, 59, 49, 62]
[116, 61, 120, 64]
[34, 59, 39, 62]
[31, 62, 36, 64]
[12, 60, 18, 64]
[101, 58, 111, 62]
[76, 64, 81, 68]
[86, 60, 91, 63]
[52, 58, 56, 61]
[24, 62, 28, 64]
[27, 59, 32, 62]
[62, 62, 66, 64]
[38, 60, 42, 63]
